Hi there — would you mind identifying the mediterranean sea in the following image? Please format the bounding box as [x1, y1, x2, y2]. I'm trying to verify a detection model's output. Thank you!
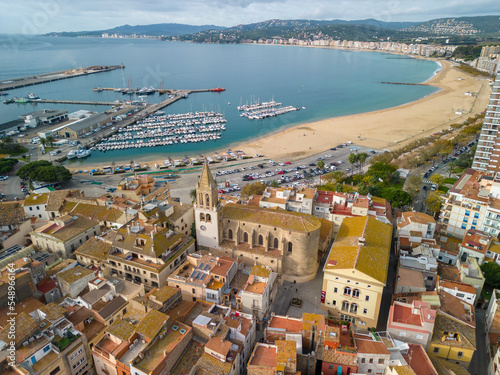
[0, 35, 439, 164]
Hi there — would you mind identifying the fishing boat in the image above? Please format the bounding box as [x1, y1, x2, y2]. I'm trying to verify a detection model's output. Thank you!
[0, 91, 8, 96]
[27, 93, 40, 100]
[14, 97, 28, 103]
[93, 87, 103, 92]
[66, 150, 77, 159]
[211, 87, 225, 92]
[3, 98, 14, 104]
[76, 148, 92, 158]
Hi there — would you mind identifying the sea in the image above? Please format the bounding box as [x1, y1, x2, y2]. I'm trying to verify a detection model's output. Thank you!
[0, 35, 440, 165]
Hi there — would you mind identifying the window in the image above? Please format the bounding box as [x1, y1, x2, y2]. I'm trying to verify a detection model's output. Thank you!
[367, 370, 372, 374]
[344, 287, 351, 296]
[200, 213, 205, 222]
[342, 301, 349, 311]
[378, 359, 385, 364]
[352, 289, 360, 298]
[258, 235, 263, 246]
[350, 303, 358, 314]
[433, 347, 439, 353]
[274, 238, 279, 248]
[206, 213, 211, 222]
[463, 217, 468, 223]
[465, 210, 470, 216]
[192, 288, 195, 293]
[29, 207, 32, 211]
[288, 242, 293, 253]
[457, 351, 464, 358]
[365, 295, 370, 301]
[416, 334, 424, 340]
[244, 232, 249, 242]
[361, 358, 366, 363]
[399, 332, 406, 337]
[369, 358, 373, 364]
[472, 219, 478, 225]
[228, 229, 233, 240]
[363, 308, 368, 314]
[332, 300, 336, 306]
[205, 193, 210, 207]
[49, 367, 60, 375]
[334, 287, 338, 293]
[474, 212, 480, 219]
[329, 365, 333, 370]
[461, 223, 467, 229]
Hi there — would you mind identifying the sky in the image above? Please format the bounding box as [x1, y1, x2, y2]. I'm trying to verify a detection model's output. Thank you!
[3, 0, 500, 34]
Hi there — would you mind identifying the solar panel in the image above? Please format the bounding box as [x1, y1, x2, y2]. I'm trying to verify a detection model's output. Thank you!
[195, 273, 202, 280]
[200, 274, 207, 281]
[199, 262, 205, 269]
[191, 271, 198, 279]
[204, 264, 210, 271]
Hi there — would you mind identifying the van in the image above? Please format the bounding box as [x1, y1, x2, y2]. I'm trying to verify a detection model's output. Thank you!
[50, 150, 61, 156]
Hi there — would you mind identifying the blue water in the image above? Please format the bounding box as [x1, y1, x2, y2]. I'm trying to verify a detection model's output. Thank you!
[0, 35, 439, 164]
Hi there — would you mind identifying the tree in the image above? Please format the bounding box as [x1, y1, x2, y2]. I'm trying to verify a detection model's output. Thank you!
[430, 174, 445, 187]
[323, 171, 346, 185]
[317, 160, 325, 170]
[2, 137, 13, 145]
[45, 135, 54, 148]
[425, 191, 443, 216]
[0, 158, 18, 174]
[348, 153, 358, 174]
[15, 161, 71, 182]
[481, 261, 500, 288]
[40, 138, 47, 147]
[271, 180, 279, 188]
[404, 174, 422, 201]
[241, 181, 267, 199]
[357, 152, 368, 173]
[189, 189, 197, 204]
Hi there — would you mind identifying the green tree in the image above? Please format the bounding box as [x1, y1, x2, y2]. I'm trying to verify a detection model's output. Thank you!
[15, 161, 71, 182]
[317, 160, 325, 170]
[189, 189, 197, 204]
[425, 191, 443, 216]
[357, 182, 369, 195]
[0, 158, 18, 174]
[40, 138, 47, 147]
[357, 152, 368, 173]
[241, 181, 267, 199]
[45, 135, 54, 148]
[271, 180, 279, 188]
[2, 137, 13, 145]
[404, 174, 422, 201]
[348, 153, 358, 174]
[430, 174, 445, 187]
[481, 261, 500, 288]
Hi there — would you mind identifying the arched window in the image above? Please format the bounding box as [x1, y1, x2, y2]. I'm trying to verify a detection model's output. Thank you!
[288, 242, 293, 253]
[200, 213, 205, 222]
[258, 235, 263, 246]
[344, 287, 351, 296]
[342, 301, 349, 312]
[205, 193, 210, 207]
[352, 289, 360, 298]
[244, 232, 248, 242]
[274, 238, 279, 249]
[228, 229, 233, 240]
[206, 213, 211, 223]
[350, 303, 358, 314]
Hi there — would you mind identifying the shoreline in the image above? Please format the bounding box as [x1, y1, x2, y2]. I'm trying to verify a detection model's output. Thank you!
[66, 58, 490, 171]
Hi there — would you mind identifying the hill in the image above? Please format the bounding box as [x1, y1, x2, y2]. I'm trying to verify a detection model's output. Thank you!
[44, 23, 226, 37]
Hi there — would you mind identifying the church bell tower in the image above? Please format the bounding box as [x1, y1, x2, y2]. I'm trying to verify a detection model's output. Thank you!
[194, 161, 221, 249]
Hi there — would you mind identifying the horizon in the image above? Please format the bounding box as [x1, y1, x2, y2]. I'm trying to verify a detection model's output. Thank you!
[4, 0, 500, 35]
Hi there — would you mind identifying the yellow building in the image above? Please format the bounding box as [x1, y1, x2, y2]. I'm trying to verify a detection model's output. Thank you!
[427, 311, 476, 368]
[321, 216, 392, 328]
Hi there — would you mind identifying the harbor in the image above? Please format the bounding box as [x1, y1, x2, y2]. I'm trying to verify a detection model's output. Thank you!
[0, 65, 124, 91]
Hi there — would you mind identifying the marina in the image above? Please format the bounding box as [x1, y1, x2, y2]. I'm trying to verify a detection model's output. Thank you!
[240, 105, 301, 120]
[91, 110, 227, 152]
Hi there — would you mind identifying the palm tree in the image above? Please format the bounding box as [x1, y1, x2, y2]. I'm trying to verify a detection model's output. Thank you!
[40, 138, 47, 147]
[190, 189, 197, 204]
[357, 153, 368, 173]
[45, 135, 54, 148]
[348, 153, 358, 176]
[2, 136, 13, 145]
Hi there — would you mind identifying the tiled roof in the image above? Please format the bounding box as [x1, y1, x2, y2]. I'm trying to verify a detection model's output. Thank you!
[397, 268, 425, 289]
[0, 297, 44, 328]
[113, 227, 183, 258]
[38, 302, 66, 322]
[46, 190, 80, 211]
[81, 284, 112, 306]
[400, 211, 435, 226]
[24, 193, 49, 206]
[355, 334, 390, 354]
[75, 237, 111, 261]
[67, 306, 93, 326]
[196, 352, 232, 374]
[135, 310, 169, 341]
[61, 201, 125, 223]
[96, 296, 127, 320]
[57, 266, 94, 284]
[222, 203, 321, 233]
[168, 200, 193, 222]
[325, 216, 392, 284]
[197, 162, 218, 190]
[33, 214, 99, 242]
[393, 366, 417, 375]
[106, 318, 136, 341]
[0, 312, 37, 345]
[0, 202, 26, 225]
[206, 337, 232, 357]
[151, 285, 179, 303]
[251, 265, 271, 278]
[430, 311, 475, 349]
[276, 340, 296, 367]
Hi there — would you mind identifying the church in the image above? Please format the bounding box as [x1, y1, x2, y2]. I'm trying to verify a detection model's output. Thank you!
[194, 162, 333, 283]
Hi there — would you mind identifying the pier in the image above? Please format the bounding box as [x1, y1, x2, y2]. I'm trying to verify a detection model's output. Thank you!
[0, 65, 124, 91]
[380, 81, 428, 86]
[31, 99, 119, 106]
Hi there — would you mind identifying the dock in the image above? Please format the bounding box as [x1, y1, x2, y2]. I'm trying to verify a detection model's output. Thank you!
[32, 99, 119, 106]
[0, 65, 124, 91]
[380, 82, 428, 86]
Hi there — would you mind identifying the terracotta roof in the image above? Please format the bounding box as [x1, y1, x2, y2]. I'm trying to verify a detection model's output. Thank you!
[437, 263, 461, 282]
[196, 351, 232, 374]
[0, 202, 26, 225]
[0, 297, 44, 328]
[249, 344, 277, 367]
[392, 366, 417, 375]
[222, 203, 321, 233]
[36, 278, 58, 294]
[276, 340, 296, 367]
[403, 344, 438, 375]
[325, 216, 392, 284]
[67, 306, 93, 326]
[354, 334, 390, 354]
[439, 279, 476, 295]
[206, 336, 232, 357]
[0, 311, 37, 345]
[135, 310, 169, 341]
[400, 211, 435, 226]
[430, 311, 476, 350]
[397, 268, 425, 289]
[151, 285, 180, 303]
[46, 190, 81, 211]
[33, 214, 99, 242]
[113, 226, 183, 258]
[61, 201, 125, 223]
[268, 315, 302, 332]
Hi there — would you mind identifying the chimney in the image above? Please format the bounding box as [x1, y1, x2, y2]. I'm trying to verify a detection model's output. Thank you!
[126, 226, 130, 234]
[358, 237, 366, 246]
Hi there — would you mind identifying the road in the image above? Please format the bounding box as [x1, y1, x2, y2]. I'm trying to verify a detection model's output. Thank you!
[468, 308, 489, 375]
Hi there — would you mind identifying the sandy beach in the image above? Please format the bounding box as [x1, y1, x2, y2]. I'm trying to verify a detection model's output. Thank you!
[230, 60, 491, 161]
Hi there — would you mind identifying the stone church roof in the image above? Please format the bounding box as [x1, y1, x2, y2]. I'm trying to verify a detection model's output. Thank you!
[221, 203, 321, 233]
[197, 162, 217, 190]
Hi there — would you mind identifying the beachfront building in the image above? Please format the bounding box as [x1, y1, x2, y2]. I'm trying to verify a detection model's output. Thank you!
[472, 64, 500, 172]
[438, 169, 490, 238]
[30, 214, 101, 258]
[321, 216, 392, 328]
[195, 162, 331, 283]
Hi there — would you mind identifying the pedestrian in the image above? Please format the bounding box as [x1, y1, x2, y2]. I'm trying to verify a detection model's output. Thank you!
[296, 288, 298, 293]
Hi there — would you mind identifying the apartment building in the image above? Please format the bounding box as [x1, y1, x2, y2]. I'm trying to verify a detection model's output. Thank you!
[237, 265, 277, 320]
[387, 300, 436, 349]
[322, 216, 392, 328]
[472, 64, 500, 172]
